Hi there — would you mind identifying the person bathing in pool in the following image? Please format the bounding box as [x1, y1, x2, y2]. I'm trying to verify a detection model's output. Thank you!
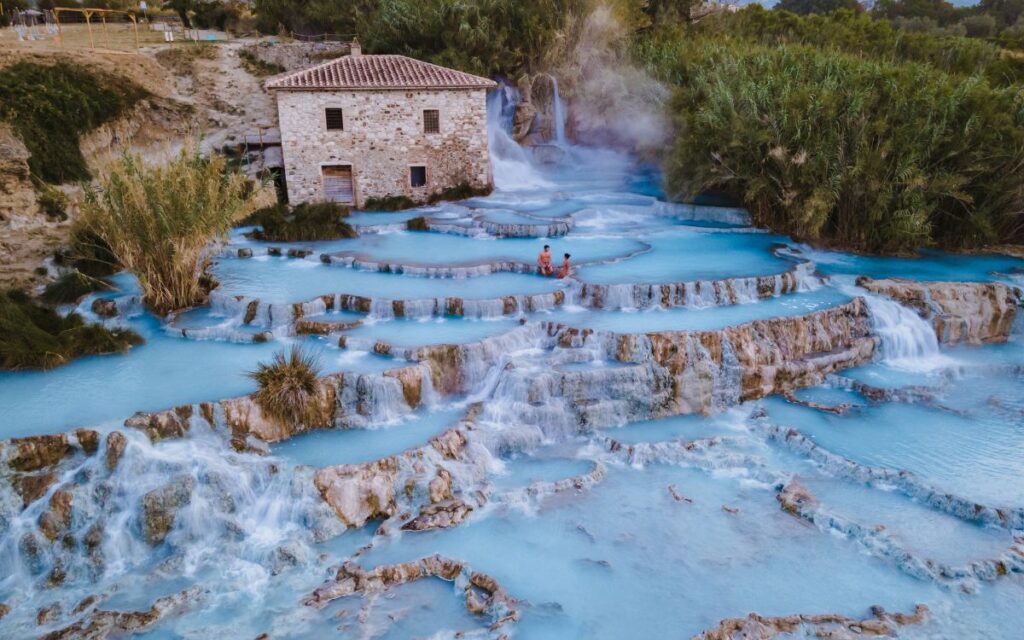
[538, 245, 554, 276]
[558, 253, 571, 279]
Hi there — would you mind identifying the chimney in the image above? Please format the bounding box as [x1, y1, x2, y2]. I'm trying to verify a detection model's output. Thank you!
[349, 39, 361, 57]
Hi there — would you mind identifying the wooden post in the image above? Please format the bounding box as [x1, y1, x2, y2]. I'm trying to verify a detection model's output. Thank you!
[55, 9, 64, 49]
[100, 12, 107, 37]
[84, 10, 95, 50]
[129, 14, 140, 51]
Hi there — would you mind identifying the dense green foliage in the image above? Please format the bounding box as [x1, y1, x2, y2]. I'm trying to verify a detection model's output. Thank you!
[81, 143, 273, 314]
[248, 346, 323, 426]
[776, 0, 863, 16]
[0, 290, 142, 371]
[252, 0, 582, 76]
[244, 201, 356, 241]
[675, 8, 1024, 87]
[642, 37, 1024, 253]
[0, 63, 147, 184]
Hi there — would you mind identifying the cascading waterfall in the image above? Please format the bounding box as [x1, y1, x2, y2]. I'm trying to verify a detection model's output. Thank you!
[862, 293, 955, 372]
[551, 75, 568, 147]
[486, 83, 552, 191]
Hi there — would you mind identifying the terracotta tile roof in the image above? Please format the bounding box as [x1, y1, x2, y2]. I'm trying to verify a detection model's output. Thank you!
[265, 54, 497, 91]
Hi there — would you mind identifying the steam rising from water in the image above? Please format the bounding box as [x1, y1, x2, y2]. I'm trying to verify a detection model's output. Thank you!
[552, 6, 671, 152]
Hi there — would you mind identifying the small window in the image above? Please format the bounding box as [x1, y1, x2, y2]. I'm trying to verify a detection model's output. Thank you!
[325, 108, 344, 131]
[410, 166, 427, 188]
[423, 109, 439, 134]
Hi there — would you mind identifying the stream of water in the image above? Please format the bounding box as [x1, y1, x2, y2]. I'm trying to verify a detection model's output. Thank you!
[1, 85, 1023, 639]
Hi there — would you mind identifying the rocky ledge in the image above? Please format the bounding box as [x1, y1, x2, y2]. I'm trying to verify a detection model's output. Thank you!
[696, 604, 929, 640]
[313, 407, 484, 530]
[857, 277, 1021, 344]
[304, 554, 519, 632]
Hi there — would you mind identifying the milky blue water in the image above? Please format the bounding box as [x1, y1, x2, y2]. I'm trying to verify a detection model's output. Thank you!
[2, 108, 1023, 639]
[272, 407, 464, 467]
[211, 257, 566, 302]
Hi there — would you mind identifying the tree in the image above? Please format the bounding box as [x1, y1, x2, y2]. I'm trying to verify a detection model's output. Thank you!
[871, 0, 959, 25]
[775, 0, 862, 16]
[961, 13, 997, 37]
[163, 0, 194, 29]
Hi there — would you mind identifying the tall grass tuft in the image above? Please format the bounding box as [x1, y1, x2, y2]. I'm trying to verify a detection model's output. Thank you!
[247, 346, 324, 426]
[79, 141, 274, 315]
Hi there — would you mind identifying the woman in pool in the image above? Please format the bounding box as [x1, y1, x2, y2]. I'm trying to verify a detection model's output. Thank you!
[558, 253, 571, 279]
[538, 245, 554, 276]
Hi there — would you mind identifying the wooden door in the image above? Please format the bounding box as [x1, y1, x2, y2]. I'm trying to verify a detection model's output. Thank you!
[322, 165, 353, 204]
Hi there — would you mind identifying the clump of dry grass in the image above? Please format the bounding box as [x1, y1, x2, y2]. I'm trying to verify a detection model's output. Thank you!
[247, 346, 324, 426]
[79, 140, 274, 315]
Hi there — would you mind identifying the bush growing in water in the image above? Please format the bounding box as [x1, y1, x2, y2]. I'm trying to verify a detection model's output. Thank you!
[0, 62, 147, 184]
[247, 346, 323, 426]
[426, 181, 493, 204]
[244, 201, 357, 241]
[406, 216, 430, 231]
[640, 37, 1024, 253]
[80, 142, 274, 315]
[0, 290, 142, 371]
[361, 195, 417, 212]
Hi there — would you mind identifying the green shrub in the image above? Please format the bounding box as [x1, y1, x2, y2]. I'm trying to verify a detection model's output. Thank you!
[653, 40, 1024, 253]
[239, 49, 286, 77]
[427, 181, 493, 204]
[0, 290, 142, 371]
[247, 345, 323, 425]
[80, 141, 274, 315]
[244, 201, 357, 241]
[0, 62, 147, 184]
[41, 272, 112, 305]
[361, 195, 417, 212]
[56, 227, 120, 279]
[36, 183, 70, 221]
[406, 216, 430, 231]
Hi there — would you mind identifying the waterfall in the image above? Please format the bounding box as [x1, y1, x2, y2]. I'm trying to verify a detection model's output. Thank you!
[862, 293, 955, 372]
[551, 76, 567, 147]
[486, 83, 552, 191]
[0, 427, 340, 620]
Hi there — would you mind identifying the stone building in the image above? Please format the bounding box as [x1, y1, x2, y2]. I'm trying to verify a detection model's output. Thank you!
[266, 43, 496, 208]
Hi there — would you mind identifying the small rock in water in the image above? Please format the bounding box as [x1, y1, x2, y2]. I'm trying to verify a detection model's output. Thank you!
[91, 298, 119, 318]
[722, 505, 740, 515]
[238, 248, 253, 258]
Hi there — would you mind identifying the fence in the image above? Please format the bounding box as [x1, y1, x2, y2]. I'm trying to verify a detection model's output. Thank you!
[290, 32, 357, 43]
[1, 7, 226, 53]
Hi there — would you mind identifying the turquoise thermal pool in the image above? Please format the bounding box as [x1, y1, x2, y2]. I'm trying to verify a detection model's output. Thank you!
[2, 89, 1024, 640]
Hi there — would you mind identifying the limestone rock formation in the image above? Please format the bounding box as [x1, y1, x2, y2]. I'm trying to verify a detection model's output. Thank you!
[858, 277, 1021, 344]
[141, 476, 195, 545]
[305, 554, 519, 631]
[104, 431, 127, 471]
[39, 587, 201, 640]
[696, 605, 929, 639]
[7, 435, 74, 472]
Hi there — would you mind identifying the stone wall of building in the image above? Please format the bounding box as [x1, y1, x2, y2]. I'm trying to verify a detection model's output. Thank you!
[275, 88, 492, 207]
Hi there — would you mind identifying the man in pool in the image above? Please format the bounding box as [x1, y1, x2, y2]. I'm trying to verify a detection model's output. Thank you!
[538, 245, 554, 276]
[558, 253, 571, 279]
